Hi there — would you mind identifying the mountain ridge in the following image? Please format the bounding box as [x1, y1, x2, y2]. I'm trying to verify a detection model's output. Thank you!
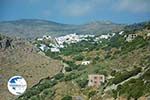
[0, 19, 124, 39]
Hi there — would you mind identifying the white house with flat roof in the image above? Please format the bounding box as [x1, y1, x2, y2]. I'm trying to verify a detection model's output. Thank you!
[50, 47, 60, 52]
[81, 61, 90, 65]
[39, 44, 49, 51]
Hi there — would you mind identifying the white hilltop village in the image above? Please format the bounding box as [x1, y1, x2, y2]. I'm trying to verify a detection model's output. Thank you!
[36, 33, 95, 52]
[35, 31, 145, 53]
[35, 33, 115, 52]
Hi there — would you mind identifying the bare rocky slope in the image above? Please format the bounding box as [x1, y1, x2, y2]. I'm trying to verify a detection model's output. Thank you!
[0, 36, 63, 100]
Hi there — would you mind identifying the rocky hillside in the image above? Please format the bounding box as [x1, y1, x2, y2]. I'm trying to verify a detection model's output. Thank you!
[0, 35, 63, 100]
[0, 19, 124, 39]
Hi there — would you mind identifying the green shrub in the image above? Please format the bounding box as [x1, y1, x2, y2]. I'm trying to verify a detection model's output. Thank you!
[61, 95, 72, 100]
[142, 68, 150, 81]
[111, 90, 117, 99]
[64, 60, 79, 70]
[73, 54, 85, 61]
[64, 72, 79, 81]
[76, 79, 88, 88]
[54, 72, 64, 80]
[64, 61, 75, 66]
[45, 50, 61, 60]
[93, 56, 100, 61]
[88, 91, 96, 98]
[43, 89, 55, 98]
[65, 67, 72, 72]
[110, 70, 116, 76]
[115, 78, 147, 99]
[77, 65, 86, 71]
[94, 69, 107, 76]
[30, 95, 40, 100]
[43, 89, 50, 95]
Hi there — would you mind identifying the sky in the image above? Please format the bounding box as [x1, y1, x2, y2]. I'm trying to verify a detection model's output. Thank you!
[0, 0, 150, 24]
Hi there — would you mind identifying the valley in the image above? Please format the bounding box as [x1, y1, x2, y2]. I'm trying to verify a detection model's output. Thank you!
[0, 20, 150, 100]
[1, 0, 150, 100]
[1, 21, 148, 100]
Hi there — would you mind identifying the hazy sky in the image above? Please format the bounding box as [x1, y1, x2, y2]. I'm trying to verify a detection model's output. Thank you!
[0, 0, 150, 24]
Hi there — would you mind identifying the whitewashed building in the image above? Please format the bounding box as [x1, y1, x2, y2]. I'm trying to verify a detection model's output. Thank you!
[81, 61, 90, 65]
[147, 33, 150, 37]
[39, 44, 49, 51]
[37, 38, 43, 41]
[126, 34, 137, 42]
[119, 31, 124, 35]
[55, 33, 95, 45]
[50, 48, 60, 52]
[43, 35, 52, 40]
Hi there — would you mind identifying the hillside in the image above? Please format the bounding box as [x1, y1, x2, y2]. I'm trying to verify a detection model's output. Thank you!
[15, 21, 150, 100]
[0, 19, 124, 39]
[0, 35, 63, 100]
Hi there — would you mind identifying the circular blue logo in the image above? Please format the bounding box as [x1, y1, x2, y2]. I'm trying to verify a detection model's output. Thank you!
[7, 76, 27, 95]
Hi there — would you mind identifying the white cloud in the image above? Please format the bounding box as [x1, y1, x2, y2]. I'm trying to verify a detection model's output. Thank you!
[115, 0, 150, 13]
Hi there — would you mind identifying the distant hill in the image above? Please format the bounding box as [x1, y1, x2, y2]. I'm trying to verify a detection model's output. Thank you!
[0, 19, 124, 39]
[124, 21, 150, 32]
